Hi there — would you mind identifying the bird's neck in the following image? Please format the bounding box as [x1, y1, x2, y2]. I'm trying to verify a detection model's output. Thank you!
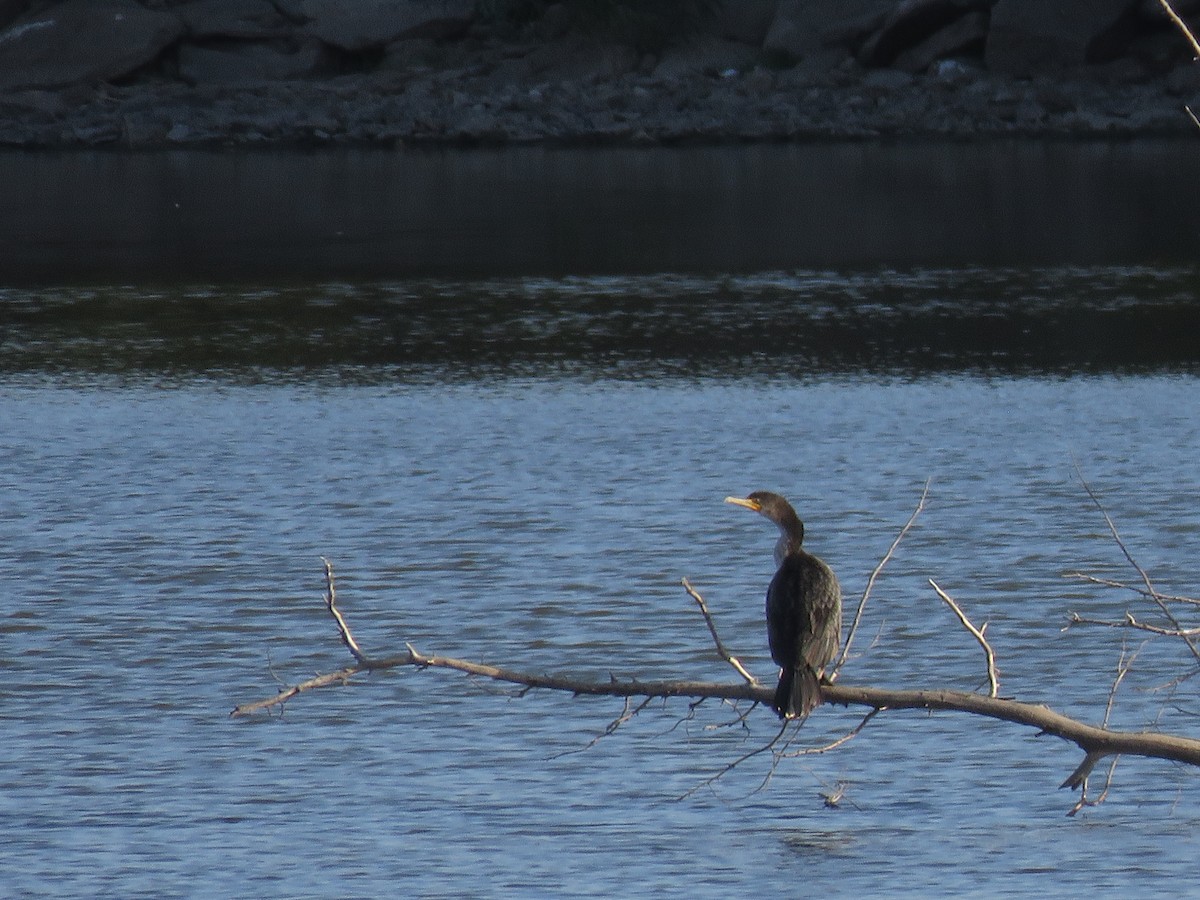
[772, 507, 806, 565]
[773, 529, 803, 566]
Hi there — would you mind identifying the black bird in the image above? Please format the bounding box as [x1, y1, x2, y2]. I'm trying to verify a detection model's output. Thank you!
[726, 491, 842, 721]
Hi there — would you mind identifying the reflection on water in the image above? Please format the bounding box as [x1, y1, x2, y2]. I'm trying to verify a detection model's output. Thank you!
[2, 140, 1200, 282]
[2, 267, 1199, 377]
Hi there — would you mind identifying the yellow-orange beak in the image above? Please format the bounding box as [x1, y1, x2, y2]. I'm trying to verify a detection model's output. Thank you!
[724, 496, 761, 512]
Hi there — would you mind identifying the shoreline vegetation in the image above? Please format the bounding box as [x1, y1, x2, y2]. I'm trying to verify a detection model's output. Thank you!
[0, 0, 1198, 149]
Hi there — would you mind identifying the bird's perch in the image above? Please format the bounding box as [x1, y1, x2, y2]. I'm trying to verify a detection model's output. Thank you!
[233, 481, 1200, 814]
[231, 564, 1200, 801]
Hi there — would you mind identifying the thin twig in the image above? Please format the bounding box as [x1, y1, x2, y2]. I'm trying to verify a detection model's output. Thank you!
[321, 556, 367, 665]
[701, 701, 757, 732]
[1158, 0, 1200, 58]
[929, 578, 998, 698]
[1065, 610, 1200, 638]
[677, 720, 789, 800]
[1065, 571, 1200, 607]
[1102, 641, 1141, 728]
[1075, 469, 1200, 667]
[1067, 756, 1121, 817]
[551, 696, 656, 758]
[1066, 644, 1138, 814]
[682, 577, 759, 686]
[834, 479, 930, 678]
[784, 708, 881, 757]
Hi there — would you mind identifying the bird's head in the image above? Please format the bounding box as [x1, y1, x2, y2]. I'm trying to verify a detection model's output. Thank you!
[725, 491, 805, 543]
[725, 490, 789, 519]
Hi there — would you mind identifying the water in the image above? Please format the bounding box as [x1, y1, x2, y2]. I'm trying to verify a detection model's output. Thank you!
[4, 144, 1200, 897]
[4, 140, 1200, 283]
[5, 318, 1200, 897]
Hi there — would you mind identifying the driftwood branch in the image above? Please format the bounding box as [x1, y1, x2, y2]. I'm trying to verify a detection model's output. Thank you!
[232, 566, 1200, 800]
[233, 481, 1200, 814]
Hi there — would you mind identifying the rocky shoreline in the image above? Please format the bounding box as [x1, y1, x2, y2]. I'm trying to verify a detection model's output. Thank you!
[1, 0, 1199, 148]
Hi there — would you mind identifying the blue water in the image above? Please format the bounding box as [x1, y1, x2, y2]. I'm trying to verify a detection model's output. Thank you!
[4, 350, 1200, 896]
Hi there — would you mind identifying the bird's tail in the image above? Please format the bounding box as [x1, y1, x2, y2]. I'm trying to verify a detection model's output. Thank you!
[774, 665, 822, 721]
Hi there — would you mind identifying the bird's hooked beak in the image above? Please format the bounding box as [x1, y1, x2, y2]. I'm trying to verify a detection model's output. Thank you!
[724, 495, 762, 512]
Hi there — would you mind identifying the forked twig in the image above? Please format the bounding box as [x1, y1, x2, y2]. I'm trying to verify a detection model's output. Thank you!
[1066, 757, 1121, 817]
[1065, 643, 1140, 815]
[1102, 641, 1141, 728]
[1075, 470, 1200, 667]
[929, 578, 998, 698]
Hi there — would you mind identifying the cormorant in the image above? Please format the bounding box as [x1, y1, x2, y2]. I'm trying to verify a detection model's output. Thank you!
[725, 491, 842, 721]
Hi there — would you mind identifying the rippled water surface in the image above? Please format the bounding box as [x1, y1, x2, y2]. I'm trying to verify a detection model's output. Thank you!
[4, 143, 1200, 898]
[5, 285, 1200, 897]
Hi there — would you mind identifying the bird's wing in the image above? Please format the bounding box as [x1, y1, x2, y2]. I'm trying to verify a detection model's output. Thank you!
[767, 554, 842, 672]
[800, 559, 842, 671]
[765, 559, 805, 668]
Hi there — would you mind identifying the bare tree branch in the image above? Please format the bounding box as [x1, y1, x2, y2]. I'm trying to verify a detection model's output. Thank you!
[321, 555, 367, 664]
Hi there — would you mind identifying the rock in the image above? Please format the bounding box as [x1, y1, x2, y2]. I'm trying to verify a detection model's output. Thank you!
[0, 88, 69, 116]
[299, 0, 474, 52]
[178, 39, 330, 84]
[176, 0, 293, 40]
[930, 56, 978, 83]
[859, 0, 990, 67]
[511, 36, 639, 84]
[891, 10, 990, 73]
[0, 0, 183, 93]
[378, 36, 447, 73]
[986, 0, 1140, 76]
[764, 0, 894, 59]
[710, 0, 779, 46]
[531, 4, 571, 41]
[861, 67, 915, 91]
[1165, 58, 1200, 94]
